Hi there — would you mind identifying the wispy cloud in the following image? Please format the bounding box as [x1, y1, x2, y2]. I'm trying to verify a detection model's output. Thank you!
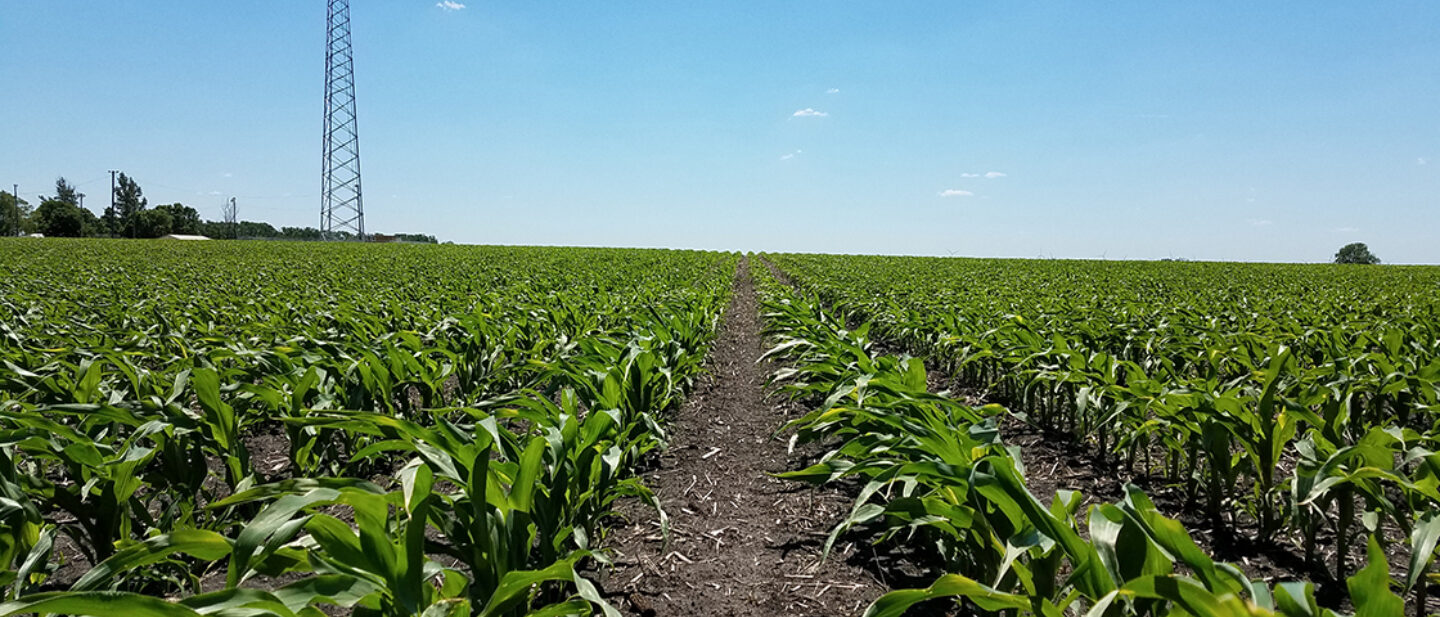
[1247, 218, 1273, 227]
[792, 108, 828, 118]
[1333, 226, 1360, 233]
[959, 171, 1006, 179]
[960, 173, 981, 178]
[939, 189, 974, 198]
[1420, 157, 1429, 166]
[436, 1, 466, 11]
[984, 171, 1007, 178]
[825, 88, 840, 94]
[221, 172, 233, 178]
[780, 149, 802, 161]
[207, 190, 223, 196]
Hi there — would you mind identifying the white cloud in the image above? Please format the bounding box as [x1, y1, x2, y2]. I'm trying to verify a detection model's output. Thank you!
[959, 171, 1006, 179]
[436, 1, 466, 11]
[792, 108, 828, 118]
[1247, 218, 1273, 227]
[939, 189, 974, 197]
[960, 173, 981, 178]
[984, 171, 1007, 178]
[825, 88, 840, 94]
[221, 172, 233, 178]
[1333, 226, 1360, 233]
[1420, 157, 1429, 166]
[208, 191, 223, 196]
[780, 149, 802, 160]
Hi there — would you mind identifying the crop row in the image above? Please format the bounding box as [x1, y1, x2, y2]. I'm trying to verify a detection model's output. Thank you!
[0, 239, 737, 616]
[764, 255, 1440, 615]
[753, 260, 1411, 617]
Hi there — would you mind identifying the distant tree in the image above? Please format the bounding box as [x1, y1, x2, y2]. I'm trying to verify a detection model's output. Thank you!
[235, 220, 280, 238]
[198, 220, 226, 238]
[154, 203, 201, 235]
[133, 208, 173, 238]
[280, 226, 324, 241]
[53, 177, 80, 206]
[199, 219, 278, 239]
[1334, 242, 1381, 265]
[101, 204, 120, 236]
[107, 173, 148, 237]
[0, 191, 32, 236]
[34, 199, 98, 237]
[190, 218, 439, 243]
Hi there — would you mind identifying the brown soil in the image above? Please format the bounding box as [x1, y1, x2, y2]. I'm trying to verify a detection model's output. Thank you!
[598, 257, 881, 617]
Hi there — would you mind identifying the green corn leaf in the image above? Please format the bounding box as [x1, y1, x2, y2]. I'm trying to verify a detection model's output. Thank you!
[178, 588, 298, 617]
[228, 488, 343, 588]
[1120, 575, 1236, 616]
[0, 592, 207, 617]
[475, 556, 583, 617]
[71, 528, 233, 592]
[270, 574, 380, 613]
[862, 574, 1032, 617]
[420, 599, 473, 617]
[11, 526, 54, 598]
[510, 437, 546, 514]
[1347, 535, 1404, 617]
[1406, 512, 1440, 591]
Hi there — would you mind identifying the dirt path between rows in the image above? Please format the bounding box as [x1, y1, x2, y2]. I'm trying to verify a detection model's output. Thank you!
[600, 257, 880, 617]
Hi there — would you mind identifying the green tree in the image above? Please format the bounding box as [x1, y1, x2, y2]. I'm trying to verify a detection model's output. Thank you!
[52, 177, 79, 206]
[235, 220, 280, 238]
[280, 226, 324, 240]
[1334, 242, 1381, 265]
[153, 203, 201, 235]
[32, 178, 103, 237]
[197, 220, 227, 238]
[33, 199, 99, 237]
[133, 208, 173, 238]
[0, 191, 32, 236]
[106, 173, 148, 237]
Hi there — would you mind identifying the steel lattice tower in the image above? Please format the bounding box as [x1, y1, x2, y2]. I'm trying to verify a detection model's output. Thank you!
[321, 0, 365, 240]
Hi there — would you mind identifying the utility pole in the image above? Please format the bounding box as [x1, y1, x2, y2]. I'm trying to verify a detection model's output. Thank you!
[109, 170, 118, 215]
[108, 170, 120, 237]
[320, 0, 366, 241]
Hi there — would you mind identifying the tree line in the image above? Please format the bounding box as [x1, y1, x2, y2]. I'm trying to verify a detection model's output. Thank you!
[0, 176, 436, 243]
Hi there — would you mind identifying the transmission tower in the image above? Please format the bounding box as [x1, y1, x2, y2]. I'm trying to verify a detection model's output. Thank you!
[320, 0, 365, 240]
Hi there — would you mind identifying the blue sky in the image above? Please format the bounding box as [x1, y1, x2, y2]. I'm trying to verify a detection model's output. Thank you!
[2, 2, 1437, 262]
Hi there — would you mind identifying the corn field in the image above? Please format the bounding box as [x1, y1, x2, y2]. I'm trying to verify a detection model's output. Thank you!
[0, 239, 734, 616]
[4, 239, 1439, 617]
[759, 254, 1440, 616]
